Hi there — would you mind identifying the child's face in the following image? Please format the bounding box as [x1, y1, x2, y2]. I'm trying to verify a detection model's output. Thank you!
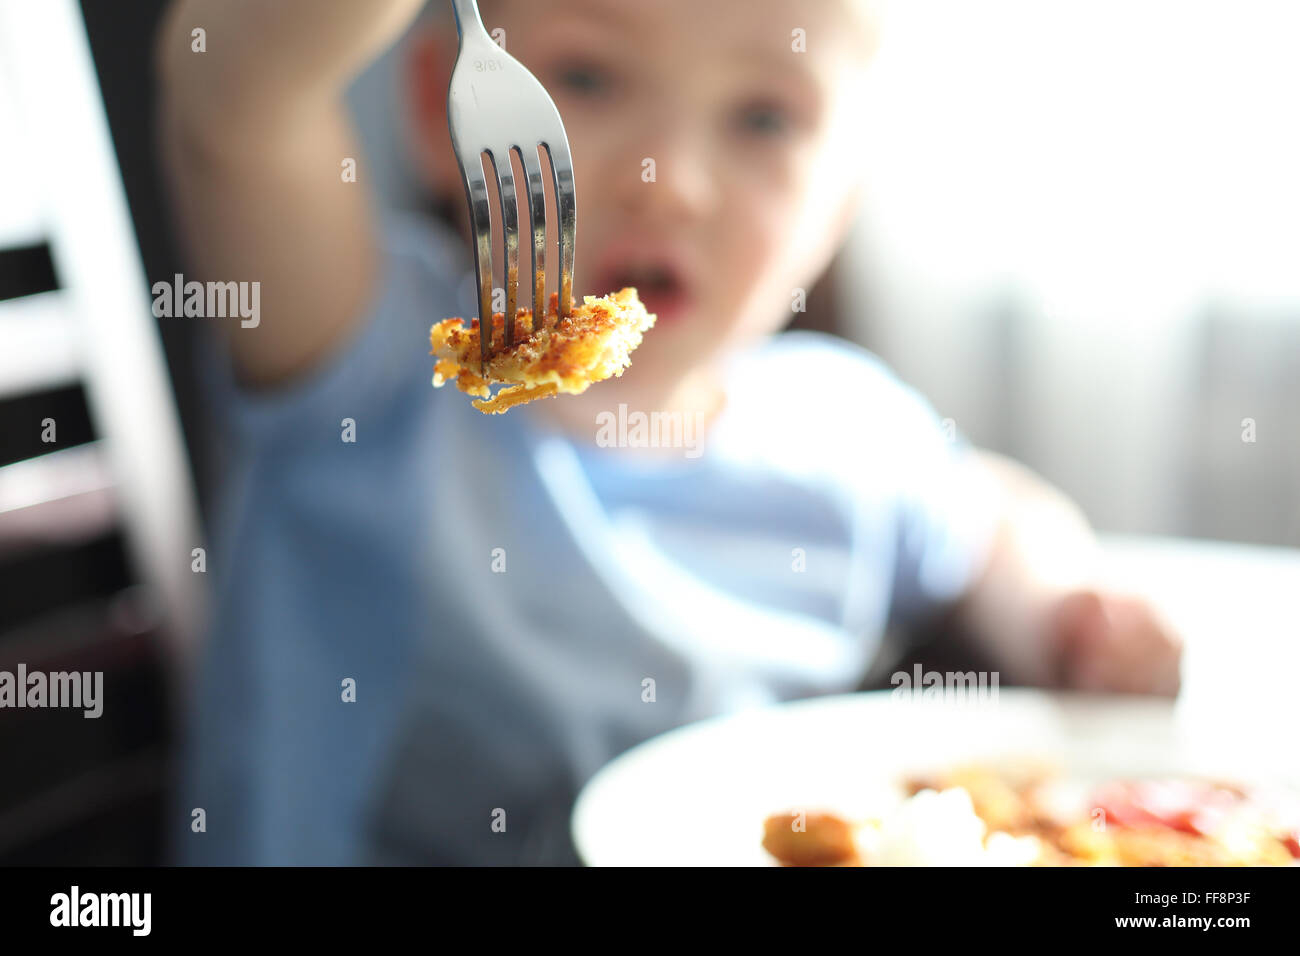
[411, 0, 875, 404]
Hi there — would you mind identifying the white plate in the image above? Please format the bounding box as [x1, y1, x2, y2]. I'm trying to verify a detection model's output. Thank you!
[572, 689, 1296, 866]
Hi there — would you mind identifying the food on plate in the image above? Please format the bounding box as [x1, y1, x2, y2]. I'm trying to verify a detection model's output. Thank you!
[429, 288, 655, 414]
[762, 765, 1300, 867]
[761, 811, 861, 866]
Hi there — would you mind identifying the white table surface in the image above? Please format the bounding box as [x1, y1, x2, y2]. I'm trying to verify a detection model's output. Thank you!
[1099, 535, 1299, 768]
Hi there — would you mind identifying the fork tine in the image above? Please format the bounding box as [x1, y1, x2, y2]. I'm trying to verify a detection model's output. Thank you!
[459, 154, 495, 373]
[544, 139, 577, 320]
[491, 148, 521, 348]
[519, 145, 548, 334]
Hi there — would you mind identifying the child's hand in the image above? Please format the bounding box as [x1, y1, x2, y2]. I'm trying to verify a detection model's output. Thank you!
[156, 0, 428, 388]
[1050, 591, 1183, 697]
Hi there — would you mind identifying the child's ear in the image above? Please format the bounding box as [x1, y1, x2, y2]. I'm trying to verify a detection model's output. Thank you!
[403, 25, 460, 199]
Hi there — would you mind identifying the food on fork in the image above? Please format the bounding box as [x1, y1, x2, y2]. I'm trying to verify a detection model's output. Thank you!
[429, 288, 655, 414]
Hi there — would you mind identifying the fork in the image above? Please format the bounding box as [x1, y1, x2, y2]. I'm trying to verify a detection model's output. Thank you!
[447, 0, 577, 374]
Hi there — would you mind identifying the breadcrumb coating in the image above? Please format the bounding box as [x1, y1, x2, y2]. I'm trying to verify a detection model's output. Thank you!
[429, 289, 655, 414]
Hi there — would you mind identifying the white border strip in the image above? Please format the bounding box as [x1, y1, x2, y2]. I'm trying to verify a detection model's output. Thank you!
[0, 0, 205, 666]
[0, 31, 46, 247]
[0, 291, 81, 400]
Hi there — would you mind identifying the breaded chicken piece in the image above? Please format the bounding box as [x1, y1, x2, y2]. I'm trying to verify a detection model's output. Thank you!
[429, 288, 655, 414]
[762, 811, 862, 866]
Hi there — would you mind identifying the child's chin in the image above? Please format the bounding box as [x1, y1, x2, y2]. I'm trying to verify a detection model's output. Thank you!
[643, 295, 692, 326]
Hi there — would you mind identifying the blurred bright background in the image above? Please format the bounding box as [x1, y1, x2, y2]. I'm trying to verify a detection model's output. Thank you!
[841, 0, 1300, 544]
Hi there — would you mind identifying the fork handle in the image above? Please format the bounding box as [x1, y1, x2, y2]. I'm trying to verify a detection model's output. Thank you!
[448, 0, 488, 37]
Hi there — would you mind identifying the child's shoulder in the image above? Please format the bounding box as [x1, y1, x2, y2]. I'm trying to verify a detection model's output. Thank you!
[711, 330, 956, 490]
[739, 327, 890, 371]
[726, 330, 943, 435]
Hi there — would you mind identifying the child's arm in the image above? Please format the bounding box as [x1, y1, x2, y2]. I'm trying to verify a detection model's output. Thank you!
[957, 452, 1182, 696]
[155, 0, 428, 388]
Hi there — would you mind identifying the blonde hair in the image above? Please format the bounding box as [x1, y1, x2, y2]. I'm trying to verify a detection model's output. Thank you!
[844, 0, 887, 57]
[422, 0, 883, 56]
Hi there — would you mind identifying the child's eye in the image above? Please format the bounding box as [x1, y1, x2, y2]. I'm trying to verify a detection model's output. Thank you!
[555, 64, 613, 97]
[735, 102, 794, 138]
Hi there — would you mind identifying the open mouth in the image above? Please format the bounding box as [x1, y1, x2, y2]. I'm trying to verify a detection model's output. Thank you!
[596, 261, 692, 323]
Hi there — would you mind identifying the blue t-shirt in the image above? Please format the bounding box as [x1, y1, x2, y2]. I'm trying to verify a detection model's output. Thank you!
[179, 213, 997, 865]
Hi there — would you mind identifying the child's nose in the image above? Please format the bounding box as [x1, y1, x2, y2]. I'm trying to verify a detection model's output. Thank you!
[608, 124, 722, 226]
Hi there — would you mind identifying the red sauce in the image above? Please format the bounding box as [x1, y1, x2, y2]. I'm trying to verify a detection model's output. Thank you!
[1091, 780, 1241, 836]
